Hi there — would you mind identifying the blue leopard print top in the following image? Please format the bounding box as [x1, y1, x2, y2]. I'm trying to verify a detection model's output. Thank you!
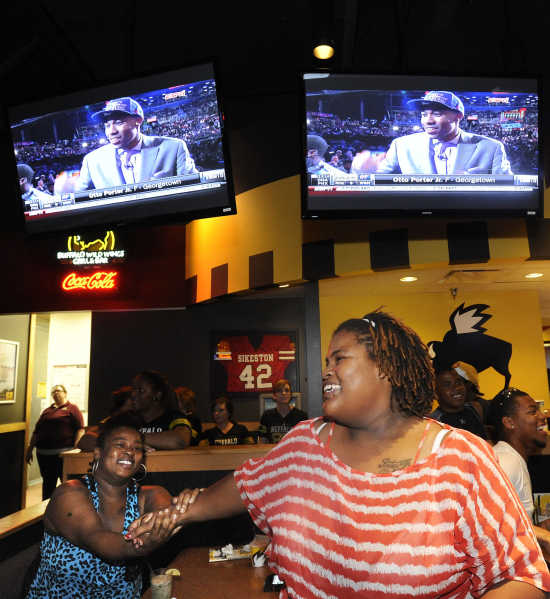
[27, 475, 142, 599]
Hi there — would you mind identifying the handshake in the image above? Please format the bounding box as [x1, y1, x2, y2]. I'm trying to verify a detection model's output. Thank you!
[125, 488, 202, 548]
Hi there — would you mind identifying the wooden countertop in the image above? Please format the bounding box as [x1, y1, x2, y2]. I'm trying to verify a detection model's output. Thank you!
[62, 444, 274, 481]
[141, 538, 276, 599]
[0, 500, 48, 540]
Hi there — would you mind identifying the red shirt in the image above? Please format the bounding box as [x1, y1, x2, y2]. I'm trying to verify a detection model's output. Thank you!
[34, 402, 84, 450]
[235, 418, 550, 599]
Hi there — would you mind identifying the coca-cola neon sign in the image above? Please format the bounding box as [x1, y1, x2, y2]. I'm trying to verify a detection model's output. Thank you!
[62, 271, 118, 292]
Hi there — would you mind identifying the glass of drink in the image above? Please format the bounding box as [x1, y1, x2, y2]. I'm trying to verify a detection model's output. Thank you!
[150, 568, 172, 599]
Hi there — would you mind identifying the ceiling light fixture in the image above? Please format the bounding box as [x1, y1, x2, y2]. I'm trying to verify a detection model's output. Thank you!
[525, 272, 544, 279]
[400, 276, 418, 282]
[313, 41, 334, 60]
[278, 283, 290, 288]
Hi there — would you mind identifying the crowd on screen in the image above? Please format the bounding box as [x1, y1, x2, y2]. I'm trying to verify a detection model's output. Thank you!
[307, 108, 539, 174]
[13, 100, 223, 194]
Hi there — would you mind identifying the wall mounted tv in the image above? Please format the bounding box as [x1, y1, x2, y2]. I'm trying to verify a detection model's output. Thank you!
[302, 73, 540, 218]
[9, 61, 235, 234]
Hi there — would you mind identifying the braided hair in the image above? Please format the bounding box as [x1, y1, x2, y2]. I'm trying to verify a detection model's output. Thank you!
[488, 387, 528, 441]
[334, 310, 436, 418]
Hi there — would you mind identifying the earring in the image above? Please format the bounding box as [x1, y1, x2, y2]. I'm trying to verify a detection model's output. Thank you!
[91, 459, 98, 477]
[133, 463, 147, 483]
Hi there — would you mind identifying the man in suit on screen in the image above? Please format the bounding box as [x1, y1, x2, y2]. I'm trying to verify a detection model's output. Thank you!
[74, 97, 197, 191]
[376, 90, 513, 175]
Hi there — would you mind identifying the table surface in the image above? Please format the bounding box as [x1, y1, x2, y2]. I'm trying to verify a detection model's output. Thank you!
[141, 541, 278, 599]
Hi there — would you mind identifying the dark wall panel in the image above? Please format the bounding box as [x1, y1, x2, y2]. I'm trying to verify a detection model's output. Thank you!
[89, 287, 321, 425]
[0, 430, 24, 517]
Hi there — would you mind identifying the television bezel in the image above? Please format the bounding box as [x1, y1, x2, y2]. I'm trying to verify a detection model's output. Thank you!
[7, 59, 237, 236]
[300, 71, 543, 220]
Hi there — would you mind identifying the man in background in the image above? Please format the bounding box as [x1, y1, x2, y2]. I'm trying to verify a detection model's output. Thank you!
[489, 387, 550, 556]
[377, 90, 513, 175]
[18, 163, 54, 210]
[71, 97, 197, 191]
[431, 368, 487, 439]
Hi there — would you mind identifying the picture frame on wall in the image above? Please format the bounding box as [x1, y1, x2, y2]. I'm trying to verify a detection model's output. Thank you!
[210, 331, 298, 402]
[0, 339, 19, 404]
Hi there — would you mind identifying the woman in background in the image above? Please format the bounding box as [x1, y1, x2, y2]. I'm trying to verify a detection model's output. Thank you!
[26, 385, 85, 499]
[258, 378, 308, 443]
[174, 386, 201, 445]
[199, 396, 254, 446]
[131, 371, 192, 450]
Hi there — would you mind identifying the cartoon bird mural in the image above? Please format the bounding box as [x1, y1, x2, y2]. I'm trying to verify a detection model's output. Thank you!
[428, 303, 512, 388]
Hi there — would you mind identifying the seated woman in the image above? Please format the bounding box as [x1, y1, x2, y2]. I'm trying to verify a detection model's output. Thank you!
[77, 386, 134, 451]
[174, 386, 202, 446]
[199, 396, 255, 446]
[258, 378, 308, 443]
[132, 371, 193, 450]
[26, 414, 182, 598]
[131, 311, 550, 598]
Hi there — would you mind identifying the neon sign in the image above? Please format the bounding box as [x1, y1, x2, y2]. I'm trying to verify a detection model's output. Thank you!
[62, 271, 118, 292]
[57, 230, 126, 265]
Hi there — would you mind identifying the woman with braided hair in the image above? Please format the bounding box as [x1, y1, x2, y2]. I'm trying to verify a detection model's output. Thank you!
[129, 311, 550, 598]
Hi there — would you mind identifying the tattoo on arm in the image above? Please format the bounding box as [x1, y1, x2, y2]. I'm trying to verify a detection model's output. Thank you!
[378, 458, 412, 473]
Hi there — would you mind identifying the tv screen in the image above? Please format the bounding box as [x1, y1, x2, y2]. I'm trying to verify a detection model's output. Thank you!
[9, 62, 235, 234]
[302, 73, 540, 218]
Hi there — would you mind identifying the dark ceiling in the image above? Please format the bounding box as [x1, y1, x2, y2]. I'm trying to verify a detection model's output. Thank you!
[0, 0, 548, 230]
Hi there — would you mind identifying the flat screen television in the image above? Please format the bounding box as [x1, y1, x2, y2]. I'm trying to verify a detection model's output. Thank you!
[9, 61, 235, 234]
[302, 73, 540, 218]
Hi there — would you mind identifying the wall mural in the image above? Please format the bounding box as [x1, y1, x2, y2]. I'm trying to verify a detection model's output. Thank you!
[428, 303, 512, 388]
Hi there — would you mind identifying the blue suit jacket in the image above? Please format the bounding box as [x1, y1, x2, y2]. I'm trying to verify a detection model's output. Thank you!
[377, 130, 513, 175]
[75, 135, 197, 191]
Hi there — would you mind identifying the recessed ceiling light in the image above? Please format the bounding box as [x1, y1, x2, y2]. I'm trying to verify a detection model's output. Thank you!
[525, 272, 544, 279]
[313, 43, 335, 60]
[400, 276, 418, 282]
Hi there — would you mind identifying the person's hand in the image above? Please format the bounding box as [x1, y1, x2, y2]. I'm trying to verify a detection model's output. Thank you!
[172, 488, 201, 513]
[125, 508, 174, 550]
[350, 150, 386, 174]
[53, 171, 77, 195]
[25, 447, 34, 465]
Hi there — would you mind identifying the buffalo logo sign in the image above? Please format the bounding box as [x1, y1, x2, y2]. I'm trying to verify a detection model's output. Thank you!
[57, 230, 126, 266]
[428, 303, 512, 388]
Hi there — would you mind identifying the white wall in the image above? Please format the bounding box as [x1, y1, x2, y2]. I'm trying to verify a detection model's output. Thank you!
[46, 311, 91, 424]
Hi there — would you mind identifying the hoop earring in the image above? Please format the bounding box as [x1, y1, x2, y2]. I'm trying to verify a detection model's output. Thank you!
[133, 463, 147, 483]
[91, 459, 98, 477]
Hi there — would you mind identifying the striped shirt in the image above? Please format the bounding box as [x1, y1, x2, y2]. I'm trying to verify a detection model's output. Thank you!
[235, 418, 550, 599]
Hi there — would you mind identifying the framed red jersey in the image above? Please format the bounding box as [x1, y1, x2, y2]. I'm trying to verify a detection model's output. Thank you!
[210, 331, 298, 399]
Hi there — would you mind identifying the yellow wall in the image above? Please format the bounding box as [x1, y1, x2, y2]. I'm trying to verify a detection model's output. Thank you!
[319, 278, 549, 406]
[186, 176, 303, 303]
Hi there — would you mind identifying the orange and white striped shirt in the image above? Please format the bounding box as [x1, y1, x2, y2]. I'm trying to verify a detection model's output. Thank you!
[235, 418, 550, 599]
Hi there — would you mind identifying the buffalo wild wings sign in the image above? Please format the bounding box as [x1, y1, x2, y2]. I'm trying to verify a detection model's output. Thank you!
[57, 230, 126, 266]
[57, 230, 124, 293]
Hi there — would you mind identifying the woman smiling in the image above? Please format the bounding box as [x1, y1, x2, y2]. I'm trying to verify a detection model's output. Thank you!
[26, 414, 187, 598]
[130, 311, 550, 598]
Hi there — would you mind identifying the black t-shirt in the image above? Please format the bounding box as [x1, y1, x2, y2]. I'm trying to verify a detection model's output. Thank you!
[430, 403, 487, 440]
[139, 410, 193, 435]
[259, 408, 309, 443]
[200, 422, 252, 446]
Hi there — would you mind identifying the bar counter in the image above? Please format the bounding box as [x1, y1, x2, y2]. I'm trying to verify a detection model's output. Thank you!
[61, 444, 274, 482]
